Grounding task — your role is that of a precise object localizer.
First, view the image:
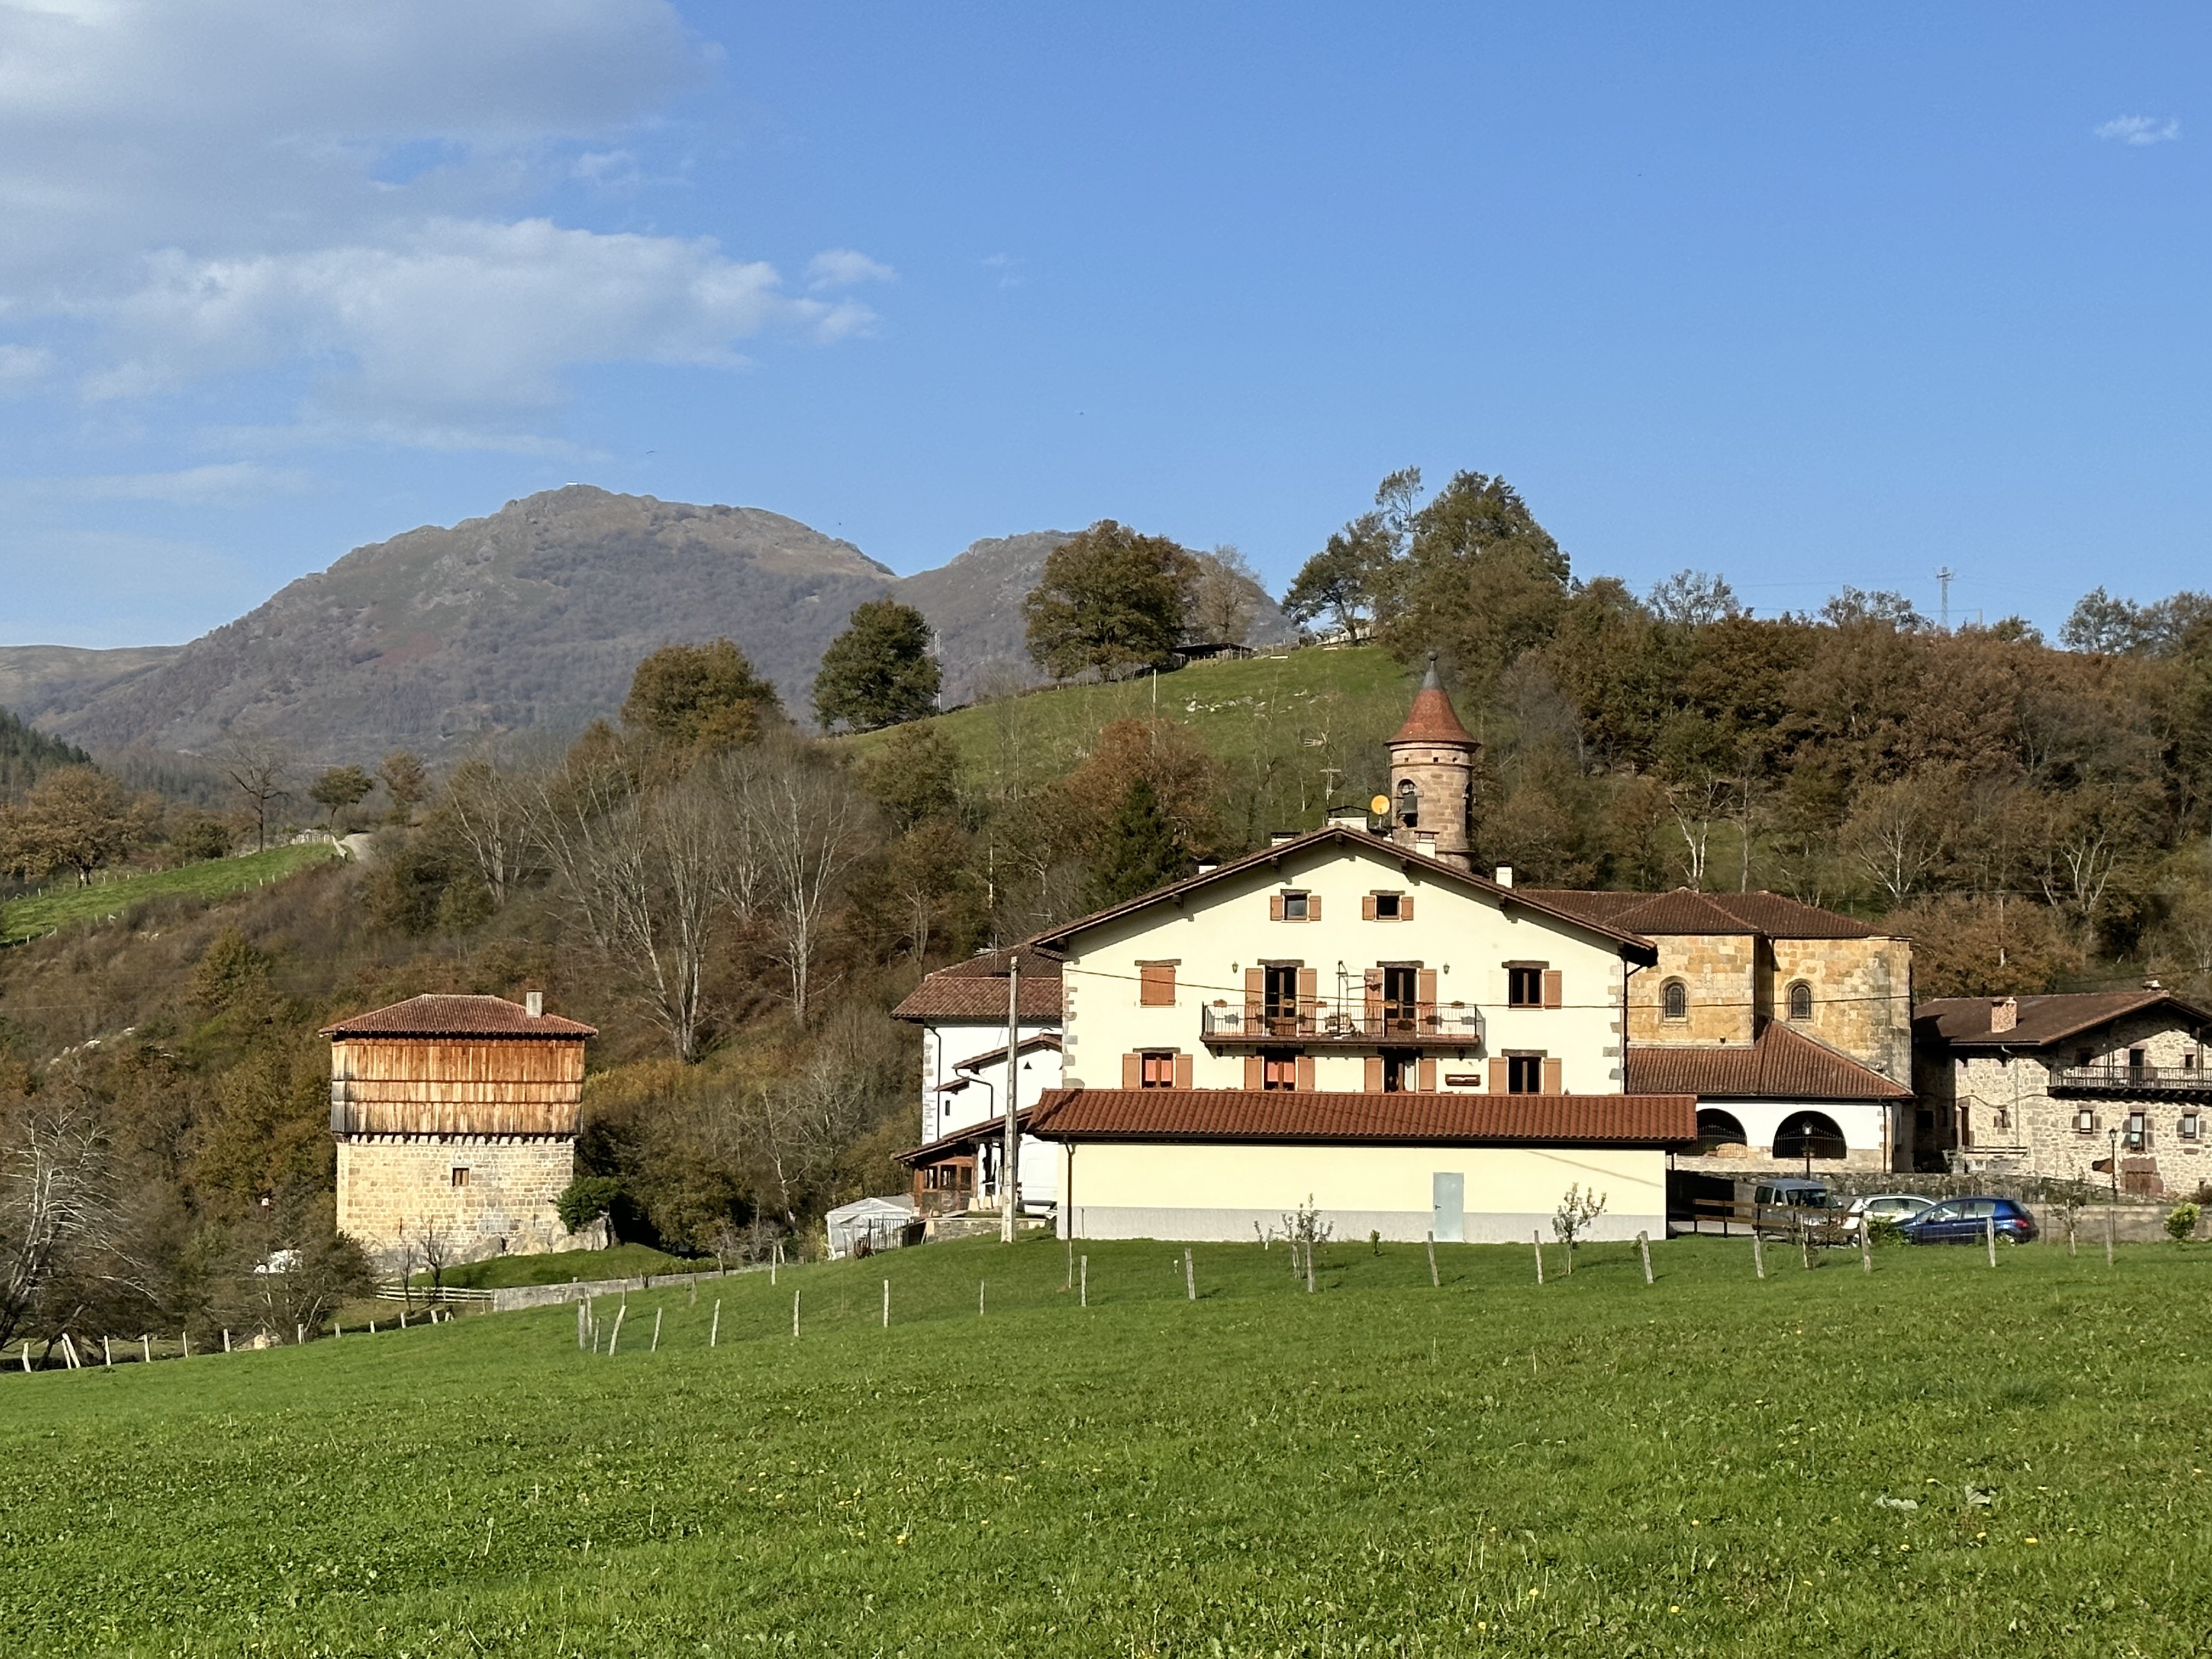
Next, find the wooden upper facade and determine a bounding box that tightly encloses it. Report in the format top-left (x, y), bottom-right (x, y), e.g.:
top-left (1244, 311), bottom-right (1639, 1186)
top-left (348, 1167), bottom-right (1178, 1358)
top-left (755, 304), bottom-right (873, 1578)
top-left (323, 994), bottom-right (593, 1138)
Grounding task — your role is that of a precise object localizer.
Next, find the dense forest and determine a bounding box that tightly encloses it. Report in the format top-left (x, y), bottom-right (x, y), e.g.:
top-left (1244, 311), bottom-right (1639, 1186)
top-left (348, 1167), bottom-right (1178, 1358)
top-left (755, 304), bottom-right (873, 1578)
top-left (4, 466), bottom-right (2211, 1353)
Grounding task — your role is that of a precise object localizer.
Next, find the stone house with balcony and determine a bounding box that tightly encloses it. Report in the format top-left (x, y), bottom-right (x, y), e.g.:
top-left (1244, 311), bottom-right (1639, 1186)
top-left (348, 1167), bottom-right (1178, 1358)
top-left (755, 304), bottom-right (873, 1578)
top-left (1914, 988), bottom-right (2212, 1194)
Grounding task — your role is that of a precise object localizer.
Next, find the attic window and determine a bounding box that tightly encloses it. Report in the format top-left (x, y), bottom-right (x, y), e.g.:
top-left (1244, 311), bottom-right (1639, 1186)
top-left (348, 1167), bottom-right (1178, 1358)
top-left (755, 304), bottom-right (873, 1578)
top-left (1374, 892), bottom-right (1402, 921)
top-left (450, 1166), bottom-right (471, 1189)
top-left (1272, 890), bottom-right (1318, 922)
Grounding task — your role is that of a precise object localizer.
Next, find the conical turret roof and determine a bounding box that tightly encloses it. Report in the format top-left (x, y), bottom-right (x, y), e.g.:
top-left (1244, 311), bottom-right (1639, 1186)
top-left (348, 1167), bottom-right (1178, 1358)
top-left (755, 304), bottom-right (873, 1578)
top-left (1390, 655), bottom-right (1475, 747)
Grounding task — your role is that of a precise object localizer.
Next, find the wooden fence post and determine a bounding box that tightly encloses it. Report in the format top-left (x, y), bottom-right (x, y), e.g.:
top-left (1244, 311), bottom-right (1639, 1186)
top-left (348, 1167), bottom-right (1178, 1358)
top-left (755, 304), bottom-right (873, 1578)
top-left (222, 1329), bottom-right (232, 1354)
top-left (1985, 1215), bottom-right (1997, 1267)
top-left (792, 1289), bottom-right (800, 1339)
top-left (1751, 1230), bottom-right (1765, 1280)
top-left (883, 1279), bottom-right (890, 1329)
top-left (20, 1340), bottom-right (28, 1373)
top-left (1859, 1222), bottom-right (1872, 1274)
top-left (1080, 1255), bottom-right (1088, 1308)
top-left (103, 1336), bottom-right (112, 1369)
top-left (577, 1301), bottom-right (587, 1351)
top-left (1638, 1231), bottom-right (1654, 1285)
top-left (1532, 1231), bottom-right (1544, 1286)
top-left (607, 1304), bottom-right (625, 1356)
top-left (2106, 1208), bottom-right (2116, 1267)
top-left (1306, 1243), bottom-right (1317, 1294)
top-left (141, 1335), bottom-right (151, 1363)
top-left (295, 1324), bottom-right (304, 1347)
top-left (710, 1300), bottom-right (721, 1347)
top-left (979, 1280), bottom-right (986, 1317)
top-left (1184, 1249), bottom-right (1196, 1301)
top-left (651, 1308), bottom-right (663, 1352)
top-left (1426, 1231), bottom-right (1439, 1288)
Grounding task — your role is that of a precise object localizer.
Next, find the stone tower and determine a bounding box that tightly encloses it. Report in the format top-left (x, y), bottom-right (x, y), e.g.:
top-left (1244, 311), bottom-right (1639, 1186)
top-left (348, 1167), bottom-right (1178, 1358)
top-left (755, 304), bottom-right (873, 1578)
top-left (1386, 655), bottom-right (1477, 870)
top-left (324, 994), bottom-right (596, 1266)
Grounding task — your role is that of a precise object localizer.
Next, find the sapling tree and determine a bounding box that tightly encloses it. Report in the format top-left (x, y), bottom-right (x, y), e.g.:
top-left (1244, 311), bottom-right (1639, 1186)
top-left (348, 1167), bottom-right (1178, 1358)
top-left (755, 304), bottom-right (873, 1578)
top-left (2166, 1201), bottom-right (2200, 1244)
top-left (1552, 1184), bottom-right (1609, 1273)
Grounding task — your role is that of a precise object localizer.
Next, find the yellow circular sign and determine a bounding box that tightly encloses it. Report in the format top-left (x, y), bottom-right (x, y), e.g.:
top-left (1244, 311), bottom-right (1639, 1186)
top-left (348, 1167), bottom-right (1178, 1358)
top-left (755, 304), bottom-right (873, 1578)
top-left (1369, 794), bottom-right (1391, 816)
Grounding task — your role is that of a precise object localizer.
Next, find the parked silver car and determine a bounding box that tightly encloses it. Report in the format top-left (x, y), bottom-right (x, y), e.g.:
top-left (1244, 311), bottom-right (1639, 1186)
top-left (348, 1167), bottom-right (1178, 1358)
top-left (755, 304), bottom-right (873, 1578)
top-left (1841, 1193), bottom-right (1935, 1234)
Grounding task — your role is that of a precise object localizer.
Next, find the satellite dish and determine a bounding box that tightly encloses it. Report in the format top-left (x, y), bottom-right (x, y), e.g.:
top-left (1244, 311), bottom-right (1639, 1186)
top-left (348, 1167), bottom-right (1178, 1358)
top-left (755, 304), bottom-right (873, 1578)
top-left (1369, 794), bottom-right (1390, 816)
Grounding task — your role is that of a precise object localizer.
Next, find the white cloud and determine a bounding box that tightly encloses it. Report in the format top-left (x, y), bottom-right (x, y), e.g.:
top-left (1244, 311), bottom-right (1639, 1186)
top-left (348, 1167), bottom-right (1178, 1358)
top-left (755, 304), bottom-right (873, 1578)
top-left (0, 2), bottom-right (886, 435)
top-left (80, 219), bottom-right (874, 412)
top-left (2096, 115), bottom-right (2181, 145)
top-left (806, 249), bottom-right (898, 290)
top-left (11, 462), bottom-right (313, 505)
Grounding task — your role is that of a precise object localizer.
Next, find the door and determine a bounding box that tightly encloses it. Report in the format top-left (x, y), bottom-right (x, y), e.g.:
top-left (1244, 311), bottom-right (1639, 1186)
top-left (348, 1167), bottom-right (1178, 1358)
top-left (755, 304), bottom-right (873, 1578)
top-left (1263, 965), bottom-right (1300, 1037)
top-left (1381, 966), bottom-right (1419, 1035)
top-left (1432, 1171), bottom-right (1465, 1243)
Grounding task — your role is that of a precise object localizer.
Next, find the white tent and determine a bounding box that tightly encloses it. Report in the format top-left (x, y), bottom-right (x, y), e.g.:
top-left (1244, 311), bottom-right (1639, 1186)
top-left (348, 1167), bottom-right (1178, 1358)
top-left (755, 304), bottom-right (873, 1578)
top-left (825, 1195), bottom-right (918, 1260)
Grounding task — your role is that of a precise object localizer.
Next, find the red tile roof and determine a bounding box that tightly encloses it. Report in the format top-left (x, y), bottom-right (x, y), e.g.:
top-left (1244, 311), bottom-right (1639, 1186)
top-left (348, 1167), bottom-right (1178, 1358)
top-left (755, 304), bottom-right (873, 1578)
top-left (1527, 888), bottom-right (1881, 940)
top-left (1026, 827), bottom-right (1658, 960)
top-left (1029, 1087), bottom-right (1696, 1147)
top-left (1390, 657), bottom-right (1476, 747)
top-left (320, 994), bottom-right (596, 1039)
top-left (1625, 1022), bottom-right (1909, 1100)
top-left (890, 944), bottom-right (1066, 1023)
top-left (1915, 991), bottom-right (2212, 1050)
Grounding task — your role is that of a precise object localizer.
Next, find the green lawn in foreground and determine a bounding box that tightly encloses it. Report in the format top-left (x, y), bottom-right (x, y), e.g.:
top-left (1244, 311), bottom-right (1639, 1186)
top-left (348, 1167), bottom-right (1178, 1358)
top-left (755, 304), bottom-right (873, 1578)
top-left (0, 843), bottom-right (340, 944)
top-left (5, 1233), bottom-right (2208, 1656)
top-left (845, 643), bottom-right (1414, 788)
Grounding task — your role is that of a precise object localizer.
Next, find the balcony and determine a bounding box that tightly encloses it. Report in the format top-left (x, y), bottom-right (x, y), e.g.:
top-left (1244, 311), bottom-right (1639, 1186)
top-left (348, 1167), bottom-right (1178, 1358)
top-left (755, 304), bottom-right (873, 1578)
top-left (1199, 1000), bottom-right (1485, 1049)
top-left (2051, 1062), bottom-right (2212, 1097)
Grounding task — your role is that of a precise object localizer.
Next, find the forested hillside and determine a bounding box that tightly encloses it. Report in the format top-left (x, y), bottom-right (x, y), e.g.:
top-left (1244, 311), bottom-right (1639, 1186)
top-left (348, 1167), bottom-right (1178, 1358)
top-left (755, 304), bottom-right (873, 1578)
top-left (0, 707), bottom-right (91, 802)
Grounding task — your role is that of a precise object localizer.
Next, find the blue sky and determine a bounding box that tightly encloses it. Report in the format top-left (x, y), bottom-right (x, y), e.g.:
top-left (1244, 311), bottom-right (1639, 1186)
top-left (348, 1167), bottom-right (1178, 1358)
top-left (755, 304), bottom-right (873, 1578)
top-left (1, 1), bottom-right (2206, 646)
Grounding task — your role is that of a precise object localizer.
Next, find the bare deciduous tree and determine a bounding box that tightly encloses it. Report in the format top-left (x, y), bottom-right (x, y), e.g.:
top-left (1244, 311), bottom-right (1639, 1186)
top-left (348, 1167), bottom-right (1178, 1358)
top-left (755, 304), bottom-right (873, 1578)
top-left (737, 749), bottom-right (874, 1024)
top-left (443, 755), bottom-right (538, 907)
top-left (212, 730), bottom-right (296, 853)
top-left (0, 1105), bottom-right (110, 1350)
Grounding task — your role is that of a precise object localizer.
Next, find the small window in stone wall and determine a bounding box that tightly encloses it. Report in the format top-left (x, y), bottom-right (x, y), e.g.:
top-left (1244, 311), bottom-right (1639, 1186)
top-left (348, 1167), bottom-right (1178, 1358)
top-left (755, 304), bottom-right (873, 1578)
top-left (1661, 979), bottom-right (1688, 1022)
top-left (451, 1166), bottom-right (471, 1188)
top-left (1787, 981), bottom-right (1813, 1022)
top-left (2074, 1108), bottom-right (2098, 1135)
top-left (2182, 1111), bottom-right (2202, 1141)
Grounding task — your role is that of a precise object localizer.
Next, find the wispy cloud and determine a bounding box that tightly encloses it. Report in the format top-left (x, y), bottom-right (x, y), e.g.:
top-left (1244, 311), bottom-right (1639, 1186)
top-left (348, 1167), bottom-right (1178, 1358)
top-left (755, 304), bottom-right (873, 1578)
top-left (5, 462), bottom-right (313, 506)
top-left (982, 252), bottom-right (1025, 290)
top-left (805, 249), bottom-right (896, 290)
top-left (2096, 115), bottom-right (2181, 146)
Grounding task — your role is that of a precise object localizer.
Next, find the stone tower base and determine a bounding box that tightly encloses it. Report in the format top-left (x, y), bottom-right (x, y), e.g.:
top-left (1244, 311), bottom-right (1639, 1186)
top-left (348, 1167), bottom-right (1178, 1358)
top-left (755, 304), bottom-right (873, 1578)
top-left (337, 1135), bottom-right (580, 1267)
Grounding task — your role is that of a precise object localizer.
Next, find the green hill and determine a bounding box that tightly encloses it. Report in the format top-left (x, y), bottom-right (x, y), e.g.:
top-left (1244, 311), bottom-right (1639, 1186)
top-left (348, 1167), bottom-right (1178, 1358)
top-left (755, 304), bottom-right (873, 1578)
top-left (5, 1232), bottom-right (2204, 1654)
top-left (851, 643), bottom-right (1417, 793)
top-left (0, 842), bottom-right (340, 945)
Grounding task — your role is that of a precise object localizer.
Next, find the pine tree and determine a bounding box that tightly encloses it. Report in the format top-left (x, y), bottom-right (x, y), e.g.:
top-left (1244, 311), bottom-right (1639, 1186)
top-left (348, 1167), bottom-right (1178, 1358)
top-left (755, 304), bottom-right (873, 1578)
top-left (1085, 777), bottom-right (1188, 908)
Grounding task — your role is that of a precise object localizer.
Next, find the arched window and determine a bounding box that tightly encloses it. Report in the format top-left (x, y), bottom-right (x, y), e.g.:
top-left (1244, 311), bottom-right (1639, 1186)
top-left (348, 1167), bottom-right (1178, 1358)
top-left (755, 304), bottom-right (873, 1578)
top-left (1661, 979), bottom-right (1688, 1022)
top-left (1695, 1108), bottom-right (1747, 1155)
top-left (1396, 778), bottom-right (1419, 828)
top-left (1787, 980), bottom-right (1813, 1022)
top-left (1773, 1111), bottom-right (1847, 1161)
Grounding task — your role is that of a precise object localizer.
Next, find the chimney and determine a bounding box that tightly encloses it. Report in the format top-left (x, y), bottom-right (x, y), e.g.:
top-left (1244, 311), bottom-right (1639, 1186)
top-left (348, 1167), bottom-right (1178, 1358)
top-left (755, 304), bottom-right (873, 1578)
top-left (1195, 861), bottom-right (1218, 875)
top-left (1494, 866), bottom-right (1514, 889)
top-left (1415, 833), bottom-right (1437, 860)
top-left (526, 991), bottom-right (544, 1019)
top-left (1989, 996), bottom-right (2016, 1034)
top-left (1269, 831), bottom-right (1297, 847)
top-left (2144, 978), bottom-right (2165, 991)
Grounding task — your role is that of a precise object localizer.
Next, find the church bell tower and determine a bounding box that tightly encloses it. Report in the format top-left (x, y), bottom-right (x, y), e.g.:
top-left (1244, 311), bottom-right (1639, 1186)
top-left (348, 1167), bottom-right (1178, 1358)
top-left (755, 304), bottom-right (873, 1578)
top-left (1386, 654), bottom-right (1477, 870)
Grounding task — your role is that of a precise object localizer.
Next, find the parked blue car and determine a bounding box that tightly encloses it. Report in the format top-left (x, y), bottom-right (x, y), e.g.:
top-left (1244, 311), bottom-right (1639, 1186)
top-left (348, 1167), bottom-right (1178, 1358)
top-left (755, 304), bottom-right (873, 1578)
top-left (1898, 1196), bottom-right (2038, 1245)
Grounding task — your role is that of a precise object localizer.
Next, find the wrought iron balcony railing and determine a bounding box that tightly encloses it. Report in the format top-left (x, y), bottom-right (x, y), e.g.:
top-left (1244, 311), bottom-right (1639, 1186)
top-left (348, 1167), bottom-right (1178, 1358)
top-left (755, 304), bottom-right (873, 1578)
top-left (2051, 1063), bottom-right (2212, 1096)
top-left (1199, 1000), bottom-right (1485, 1048)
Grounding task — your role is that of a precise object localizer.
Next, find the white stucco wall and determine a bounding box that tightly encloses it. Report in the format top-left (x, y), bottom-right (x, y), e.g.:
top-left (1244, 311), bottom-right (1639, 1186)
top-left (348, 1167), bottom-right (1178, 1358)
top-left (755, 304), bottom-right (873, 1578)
top-left (1057, 842), bottom-right (1634, 1094)
top-left (1672, 1097), bottom-right (1899, 1175)
top-left (1055, 1140), bottom-right (1666, 1243)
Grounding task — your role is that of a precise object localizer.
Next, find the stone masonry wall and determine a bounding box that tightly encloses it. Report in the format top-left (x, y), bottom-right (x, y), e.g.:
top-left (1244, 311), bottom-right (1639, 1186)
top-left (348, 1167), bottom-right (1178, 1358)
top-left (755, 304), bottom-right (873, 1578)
top-left (337, 1136), bottom-right (578, 1268)
top-left (1631, 935), bottom-right (1758, 1046)
top-left (1770, 936), bottom-right (1913, 1082)
top-left (1950, 1014), bottom-right (2212, 1192)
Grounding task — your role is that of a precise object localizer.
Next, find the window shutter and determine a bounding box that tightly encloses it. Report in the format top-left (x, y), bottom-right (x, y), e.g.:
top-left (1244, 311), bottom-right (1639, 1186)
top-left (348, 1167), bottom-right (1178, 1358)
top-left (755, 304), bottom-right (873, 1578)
top-left (1365, 1055), bottom-right (1385, 1092)
top-left (1295, 1054), bottom-right (1316, 1091)
top-left (1139, 963), bottom-right (1175, 1006)
top-left (1121, 1053), bottom-right (1141, 1090)
top-left (1418, 1057), bottom-right (1437, 1093)
top-left (1417, 968), bottom-right (1438, 1030)
top-left (1542, 969), bottom-right (1563, 1009)
top-left (1488, 1057), bottom-right (1508, 1093)
top-left (1244, 1055), bottom-right (1263, 1089)
top-left (1244, 968), bottom-right (1263, 1028)
top-left (1542, 1057), bottom-right (1563, 1093)
top-left (1401, 895), bottom-right (1414, 921)
top-left (1362, 894), bottom-right (1377, 921)
top-left (1363, 968), bottom-right (1383, 1028)
top-left (1297, 968), bottom-right (1318, 1025)
top-left (1270, 894), bottom-right (1285, 922)
top-left (1174, 1053), bottom-right (1194, 1089)
top-left (1308, 894), bottom-right (1322, 921)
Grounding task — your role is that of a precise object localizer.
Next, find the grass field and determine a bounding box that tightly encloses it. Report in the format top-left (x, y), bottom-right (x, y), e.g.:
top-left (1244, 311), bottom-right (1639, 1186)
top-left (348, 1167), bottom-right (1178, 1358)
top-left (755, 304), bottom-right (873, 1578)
top-left (0, 843), bottom-right (340, 945)
top-left (847, 644), bottom-right (1415, 789)
top-left (429, 1244), bottom-right (724, 1290)
top-left (7, 1232), bottom-right (2209, 1656)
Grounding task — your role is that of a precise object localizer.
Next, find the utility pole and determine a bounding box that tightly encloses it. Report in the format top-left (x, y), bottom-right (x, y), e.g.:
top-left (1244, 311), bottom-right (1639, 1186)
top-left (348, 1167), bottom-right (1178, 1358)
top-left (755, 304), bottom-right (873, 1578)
top-left (1936, 567), bottom-right (1954, 631)
top-left (1002, 956), bottom-right (1021, 1244)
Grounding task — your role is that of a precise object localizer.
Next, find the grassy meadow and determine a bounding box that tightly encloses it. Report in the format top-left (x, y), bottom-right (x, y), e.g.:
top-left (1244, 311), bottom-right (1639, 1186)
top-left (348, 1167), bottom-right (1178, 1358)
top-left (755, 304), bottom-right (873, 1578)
top-left (0, 843), bottom-right (340, 945)
top-left (847, 644), bottom-right (1417, 791)
top-left (5, 1231), bottom-right (2209, 1656)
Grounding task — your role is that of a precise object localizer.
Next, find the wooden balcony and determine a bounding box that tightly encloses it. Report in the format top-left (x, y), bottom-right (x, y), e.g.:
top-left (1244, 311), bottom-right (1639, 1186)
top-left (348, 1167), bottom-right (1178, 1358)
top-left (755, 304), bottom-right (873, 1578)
top-left (2051, 1063), bottom-right (2212, 1098)
top-left (1199, 1000), bottom-right (1485, 1049)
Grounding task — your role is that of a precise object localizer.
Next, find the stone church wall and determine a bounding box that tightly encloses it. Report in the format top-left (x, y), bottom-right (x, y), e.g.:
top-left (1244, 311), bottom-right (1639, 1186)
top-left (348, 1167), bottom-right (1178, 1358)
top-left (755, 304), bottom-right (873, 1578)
top-left (337, 1135), bottom-right (578, 1267)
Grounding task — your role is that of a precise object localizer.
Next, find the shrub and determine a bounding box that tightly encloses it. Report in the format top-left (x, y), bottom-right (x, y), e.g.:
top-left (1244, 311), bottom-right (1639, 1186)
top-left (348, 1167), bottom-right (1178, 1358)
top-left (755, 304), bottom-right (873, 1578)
top-left (556, 1176), bottom-right (624, 1236)
top-left (2166, 1203), bottom-right (2200, 1244)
